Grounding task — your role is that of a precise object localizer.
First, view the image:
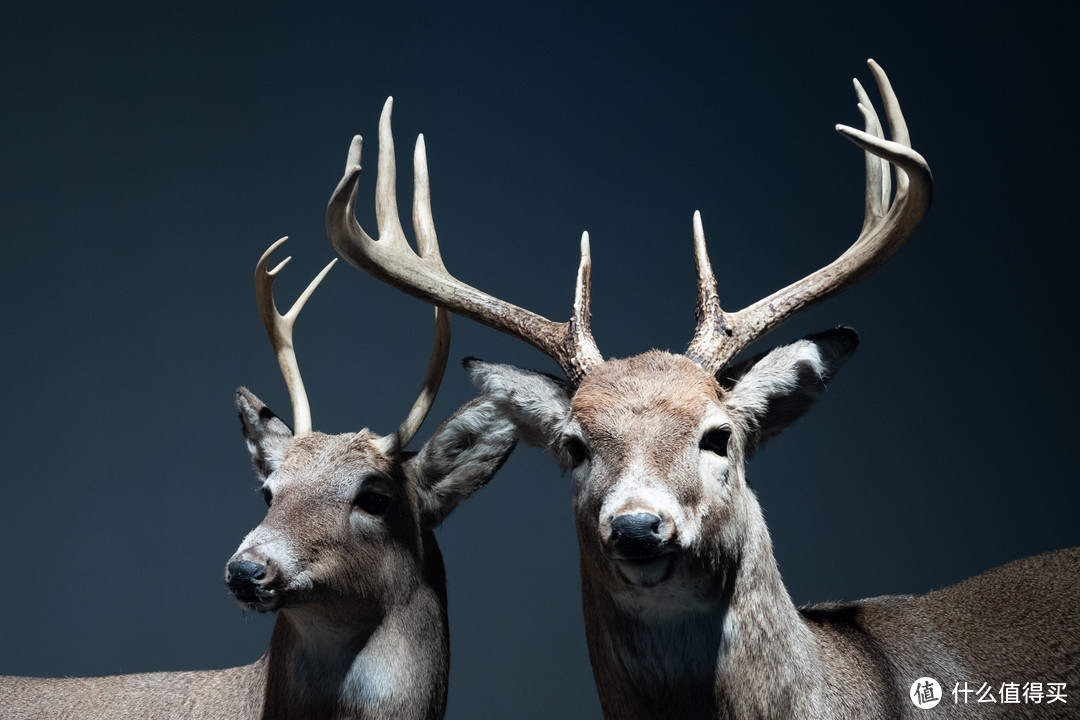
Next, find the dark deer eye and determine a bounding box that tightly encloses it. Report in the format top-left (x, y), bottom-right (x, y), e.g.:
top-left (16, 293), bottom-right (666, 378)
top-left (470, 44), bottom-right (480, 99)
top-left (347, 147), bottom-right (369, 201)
top-left (564, 437), bottom-right (590, 468)
top-left (700, 428), bottom-right (730, 456)
top-left (261, 487), bottom-right (273, 507)
top-left (355, 491), bottom-right (391, 516)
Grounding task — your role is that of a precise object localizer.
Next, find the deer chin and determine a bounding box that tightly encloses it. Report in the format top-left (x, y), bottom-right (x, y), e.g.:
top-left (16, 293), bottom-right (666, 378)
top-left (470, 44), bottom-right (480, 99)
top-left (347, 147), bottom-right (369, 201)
top-left (613, 552), bottom-right (676, 587)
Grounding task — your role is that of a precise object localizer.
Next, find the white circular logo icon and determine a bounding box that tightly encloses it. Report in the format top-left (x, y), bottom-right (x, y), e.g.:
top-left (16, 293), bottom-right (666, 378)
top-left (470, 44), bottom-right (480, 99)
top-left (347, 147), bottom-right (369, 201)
top-left (910, 677), bottom-right (942, 709)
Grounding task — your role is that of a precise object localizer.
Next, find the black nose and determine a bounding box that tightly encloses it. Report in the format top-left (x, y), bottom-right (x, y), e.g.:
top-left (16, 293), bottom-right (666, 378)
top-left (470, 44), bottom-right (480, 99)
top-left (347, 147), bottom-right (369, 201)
top-left (226, 560), bottom-right (267, 593)
top-left (609, 512), bottom-right (665, 559)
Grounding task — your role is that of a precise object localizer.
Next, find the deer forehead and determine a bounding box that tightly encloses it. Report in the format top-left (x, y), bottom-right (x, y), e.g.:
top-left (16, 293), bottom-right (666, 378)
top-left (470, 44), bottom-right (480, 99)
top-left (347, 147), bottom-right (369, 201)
top-left (269, 429), bottom-right (398, 497)
top-left (572, 351), bottom-right (725, 444)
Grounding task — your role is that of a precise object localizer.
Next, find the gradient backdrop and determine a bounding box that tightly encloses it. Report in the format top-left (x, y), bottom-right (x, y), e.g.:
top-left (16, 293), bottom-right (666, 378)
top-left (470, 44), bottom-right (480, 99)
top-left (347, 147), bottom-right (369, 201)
top-left (2, 2), bottom-right (1078, 717)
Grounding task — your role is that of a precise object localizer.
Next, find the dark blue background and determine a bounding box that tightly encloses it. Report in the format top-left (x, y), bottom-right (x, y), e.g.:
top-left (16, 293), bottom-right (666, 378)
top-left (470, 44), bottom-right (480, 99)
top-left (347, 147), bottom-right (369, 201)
top-left (2, 3), bottom-right (1078, 717)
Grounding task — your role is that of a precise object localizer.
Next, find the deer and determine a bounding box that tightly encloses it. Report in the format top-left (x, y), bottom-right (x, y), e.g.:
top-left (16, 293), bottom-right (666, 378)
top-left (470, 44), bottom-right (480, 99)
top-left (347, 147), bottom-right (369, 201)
top-left (324, 60), bottom-right (1080, 719)
top-left (0, 237), bottom-right (516, 720)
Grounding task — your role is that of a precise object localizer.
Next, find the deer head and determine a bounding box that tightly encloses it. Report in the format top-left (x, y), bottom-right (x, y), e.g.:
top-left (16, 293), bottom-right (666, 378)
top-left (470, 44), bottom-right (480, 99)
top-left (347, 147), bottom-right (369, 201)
top-left (226, 238), bottom-right (515, 648)
top-left (464, 329), bottom-right (857, 606)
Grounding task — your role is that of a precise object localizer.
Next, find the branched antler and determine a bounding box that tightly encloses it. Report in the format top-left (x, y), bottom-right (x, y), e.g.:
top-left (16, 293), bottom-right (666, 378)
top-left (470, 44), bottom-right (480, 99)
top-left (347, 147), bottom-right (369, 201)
top-left (326, 98), bottom-right (602, 385)
top-left (685, 59), bottom-right (933, 372)
top-left (255, 237), bottom-right (336, 436)
top-left (328, 61), bottom-right (932, 386)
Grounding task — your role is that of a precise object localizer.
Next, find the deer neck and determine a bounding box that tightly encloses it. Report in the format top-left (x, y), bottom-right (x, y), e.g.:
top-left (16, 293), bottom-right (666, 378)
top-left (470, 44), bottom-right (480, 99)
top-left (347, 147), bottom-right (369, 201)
top-left (584, 502), bottom-right (822, 720)
top-left (260, 556), bottom-right (449, 720)
top-left (713, 510), bottom-right (824, 719)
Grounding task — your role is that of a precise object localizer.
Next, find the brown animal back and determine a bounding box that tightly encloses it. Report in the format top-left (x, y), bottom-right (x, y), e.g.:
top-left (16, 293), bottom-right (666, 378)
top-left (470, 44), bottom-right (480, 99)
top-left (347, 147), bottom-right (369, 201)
top-left (797, 548), bottom-right (1079, 718)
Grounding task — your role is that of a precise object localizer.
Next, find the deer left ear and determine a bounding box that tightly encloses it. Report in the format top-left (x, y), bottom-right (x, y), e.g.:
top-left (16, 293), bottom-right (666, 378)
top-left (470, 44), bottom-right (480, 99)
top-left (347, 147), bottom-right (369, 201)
top-left (405, 397), bottom-right (517, 529)
top-left (721, 328), bottom-right (858, 454)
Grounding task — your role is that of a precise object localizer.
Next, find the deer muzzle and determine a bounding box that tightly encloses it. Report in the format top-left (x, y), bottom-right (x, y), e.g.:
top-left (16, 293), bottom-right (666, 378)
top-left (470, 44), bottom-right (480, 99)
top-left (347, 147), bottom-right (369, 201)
top-left (225, 557), bottom-right (282, 612)
top-left (601, 509), bottom-right (677, 587)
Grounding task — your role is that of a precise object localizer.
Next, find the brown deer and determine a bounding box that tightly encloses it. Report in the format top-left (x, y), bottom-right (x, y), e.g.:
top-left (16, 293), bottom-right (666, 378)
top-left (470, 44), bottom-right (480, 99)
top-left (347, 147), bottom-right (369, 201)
top-left (325, 60), bottom-right (1080, 719)
top-left (0, 237), bottom-right (516, 720)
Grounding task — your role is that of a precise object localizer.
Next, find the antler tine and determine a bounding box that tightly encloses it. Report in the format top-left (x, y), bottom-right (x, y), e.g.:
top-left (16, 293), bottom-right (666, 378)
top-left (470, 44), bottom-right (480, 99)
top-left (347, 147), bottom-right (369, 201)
top-left (375, 97), bottom-right (410, 250)
top-left (569, 232), bottom-right (604, 380)
top-left (255, 237), bottom-right (337, 436)
top-left (327, 98), bottom-right (603, 386)
top-left (686, 60), bottom-right (933, 374)
top-left (413, 134), bottom-right (446, 269)
top-left (376, 306), bottom-right (452, 455)
top-left (684, 212), bottom-right (728, 367)
top-left (852, 77), bottom-right (890, 230)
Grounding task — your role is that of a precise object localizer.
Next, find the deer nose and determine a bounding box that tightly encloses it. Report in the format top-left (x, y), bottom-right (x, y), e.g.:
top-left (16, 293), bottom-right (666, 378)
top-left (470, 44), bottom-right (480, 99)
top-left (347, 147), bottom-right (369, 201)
top-left (226, 559), bottom-right (267, 592)
top-left (608, 512), bottom-right (669, 559)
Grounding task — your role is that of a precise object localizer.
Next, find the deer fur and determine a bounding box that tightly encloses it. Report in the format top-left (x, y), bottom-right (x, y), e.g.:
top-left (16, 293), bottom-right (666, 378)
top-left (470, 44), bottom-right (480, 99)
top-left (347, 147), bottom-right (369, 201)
top-left (468, 328), bottom-right (1080, 720)
top-left (0, 387), bottom-right (516, 720)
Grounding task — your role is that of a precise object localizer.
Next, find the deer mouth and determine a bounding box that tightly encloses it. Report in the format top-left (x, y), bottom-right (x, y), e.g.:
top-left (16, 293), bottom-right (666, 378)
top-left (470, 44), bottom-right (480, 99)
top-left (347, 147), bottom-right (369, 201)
top-left (612, 552), bottom-right (676, 587)
top-left (230, 586), bottom-right (283, 613)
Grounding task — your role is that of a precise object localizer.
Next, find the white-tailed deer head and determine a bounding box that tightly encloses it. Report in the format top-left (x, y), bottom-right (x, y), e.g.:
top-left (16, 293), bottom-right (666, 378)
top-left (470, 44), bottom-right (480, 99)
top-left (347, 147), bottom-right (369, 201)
top-left (315, 60), bottom-right (1069, 718)
top-left (465, 328), bottom-right (857, 600)
top-left (222, 237), bottom-right (516, 718)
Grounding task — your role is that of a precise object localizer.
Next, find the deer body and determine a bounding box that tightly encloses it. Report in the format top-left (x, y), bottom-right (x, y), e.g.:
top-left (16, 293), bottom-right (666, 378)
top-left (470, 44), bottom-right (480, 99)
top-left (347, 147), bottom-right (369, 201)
top-left (1, 664), bottom-right (266, 719)
top-left (0, 240), bottom-right (517, 719)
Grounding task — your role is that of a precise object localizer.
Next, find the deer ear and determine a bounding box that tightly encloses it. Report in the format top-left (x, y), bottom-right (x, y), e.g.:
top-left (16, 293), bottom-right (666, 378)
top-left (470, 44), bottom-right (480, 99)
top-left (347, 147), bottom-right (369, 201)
top-left (235, 387), bottom-right (294, 481)
top-left (465, 358), bottom-right (573, 453)
top-left (721, 328), bottom-right (858, 454)
top-left (406, 396), bottom-right (517, 529)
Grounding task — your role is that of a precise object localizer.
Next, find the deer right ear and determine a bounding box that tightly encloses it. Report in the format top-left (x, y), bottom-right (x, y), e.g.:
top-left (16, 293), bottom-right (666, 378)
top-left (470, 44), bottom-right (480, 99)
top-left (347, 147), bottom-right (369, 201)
top-left (465, 358), bottom-right (574, 453)
top-left (720, 328), bottom-right (858, 454)
top-left (235, 387), bottom-right (294, 481)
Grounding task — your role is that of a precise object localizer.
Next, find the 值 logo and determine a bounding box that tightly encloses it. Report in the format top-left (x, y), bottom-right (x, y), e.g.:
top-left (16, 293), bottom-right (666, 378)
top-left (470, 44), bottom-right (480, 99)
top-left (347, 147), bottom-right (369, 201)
top-left (910, 677), bottom-right (942, 709)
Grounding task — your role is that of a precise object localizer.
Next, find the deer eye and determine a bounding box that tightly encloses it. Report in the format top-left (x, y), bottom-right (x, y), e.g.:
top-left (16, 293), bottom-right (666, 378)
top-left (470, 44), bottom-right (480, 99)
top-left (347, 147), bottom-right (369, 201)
top-left (261, 487), bottom-right (273, 507)
top-left (700, 428), bottom-right (730, 456)
top-left (355, 491), bottom-right (391, 516)
top-left (563, 437), bottom-right (591, 468)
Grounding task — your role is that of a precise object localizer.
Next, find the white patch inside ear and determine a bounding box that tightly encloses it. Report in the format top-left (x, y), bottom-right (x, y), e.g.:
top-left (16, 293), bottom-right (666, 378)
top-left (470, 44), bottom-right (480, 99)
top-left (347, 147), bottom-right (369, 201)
top-left (730, 341), bottom-right (825, 416)
top-left (245, 438), bottom-right (286, 481)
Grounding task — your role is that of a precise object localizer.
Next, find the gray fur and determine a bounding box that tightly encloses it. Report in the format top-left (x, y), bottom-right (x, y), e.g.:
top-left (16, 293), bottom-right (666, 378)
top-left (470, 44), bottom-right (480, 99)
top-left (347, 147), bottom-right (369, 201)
top-left (406, 396), bottom-right (518, 527)
top-left (464, 358), bottom-right (574, 456)
top-left (236, 386), bottom-right (293, 480)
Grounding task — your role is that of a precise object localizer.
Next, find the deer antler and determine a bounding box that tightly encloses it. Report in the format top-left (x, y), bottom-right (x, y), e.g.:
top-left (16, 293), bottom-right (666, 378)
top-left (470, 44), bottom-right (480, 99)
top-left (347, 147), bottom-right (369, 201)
top-left (684, 59), bottom-right (933, 372)
top-left (326, 97), bottom-right (603, 386)
top-left (328, 62), bottom-right (931, 387)
top-left (255, 237), bottom-right (337, 436)
top-left (376, 305), bottom-right (452, 455)
top-left (256, 236), bottom-right (451, 450)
